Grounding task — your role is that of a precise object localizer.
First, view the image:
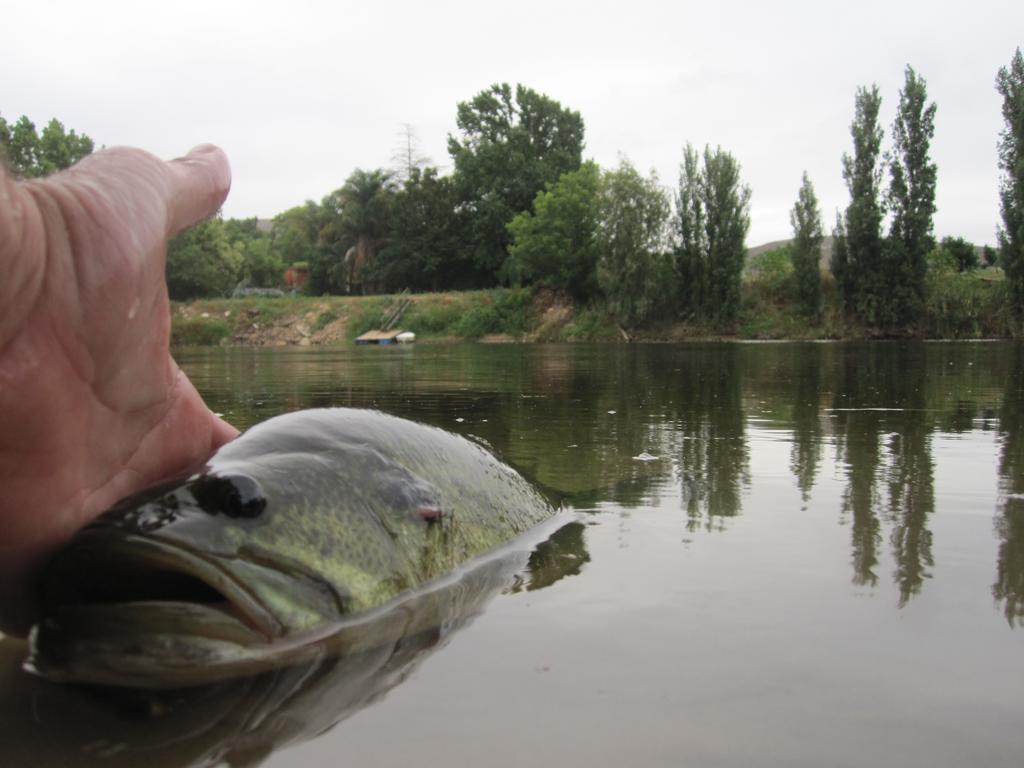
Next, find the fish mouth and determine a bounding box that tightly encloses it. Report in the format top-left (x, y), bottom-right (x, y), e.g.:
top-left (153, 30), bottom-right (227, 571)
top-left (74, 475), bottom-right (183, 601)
top-left (26, 532), bottom-right (283, 688)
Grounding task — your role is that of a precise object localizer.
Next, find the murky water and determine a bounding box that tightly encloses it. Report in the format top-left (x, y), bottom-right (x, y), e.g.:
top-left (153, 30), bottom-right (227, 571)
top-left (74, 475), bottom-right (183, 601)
top-left (3, 341), bottom-right (1023, 766)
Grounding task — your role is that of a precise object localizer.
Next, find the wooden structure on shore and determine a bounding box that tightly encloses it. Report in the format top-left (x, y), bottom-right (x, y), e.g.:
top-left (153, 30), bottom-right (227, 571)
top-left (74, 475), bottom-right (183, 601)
top-left (355, 329), bottom-right (403, 345)
top-left (354, 289), bottom-right (414, 345)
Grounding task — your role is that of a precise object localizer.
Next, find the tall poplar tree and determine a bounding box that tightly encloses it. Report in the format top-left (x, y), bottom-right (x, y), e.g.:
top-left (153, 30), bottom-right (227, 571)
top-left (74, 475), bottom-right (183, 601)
top-left (838, 85), bottom-right (885, 325)
top-left (997, 48), bottom-right (1024, 311)
top-left (675, 144), bottom-right (752, 323)
top-left (887, 66), bottom-right (937, 325)
top-left (790, 172), bottom-right (824, 319)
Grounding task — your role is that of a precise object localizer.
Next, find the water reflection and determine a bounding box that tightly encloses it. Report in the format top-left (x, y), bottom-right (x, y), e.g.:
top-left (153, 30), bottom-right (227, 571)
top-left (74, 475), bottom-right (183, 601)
top-left (996, 345), bottom-right (1024, 626)
top-left (178, 341), bottom-right (1021, 620)
top-left (789, 344), bottom-right (825, 505)
top-left (0, 520), bottom-right (589, 767)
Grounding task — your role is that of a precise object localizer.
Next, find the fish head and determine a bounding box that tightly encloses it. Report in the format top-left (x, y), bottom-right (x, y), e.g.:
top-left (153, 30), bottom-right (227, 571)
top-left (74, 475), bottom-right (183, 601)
top-left (26, 470), bottom-right (349, 688)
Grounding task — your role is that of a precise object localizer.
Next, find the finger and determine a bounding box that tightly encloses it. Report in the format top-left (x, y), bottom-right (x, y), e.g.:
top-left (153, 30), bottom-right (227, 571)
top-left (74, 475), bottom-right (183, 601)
top-left (164, 144), bottom-right (231, 238)
top-left (209, 411), bottom-right (241, 449)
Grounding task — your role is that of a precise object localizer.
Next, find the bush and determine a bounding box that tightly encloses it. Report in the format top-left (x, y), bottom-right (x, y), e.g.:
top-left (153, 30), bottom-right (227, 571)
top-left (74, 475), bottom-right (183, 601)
top-left (312, 309), bottom-right (339, 332)
top-left (746, 246), bottom-right (794, 305)
top-left (452, 289), bottom-right (533, 338)
top-left (923, 271), bottom-right (1012, 337)
top-left (170, 317), bottom-right (230, 347)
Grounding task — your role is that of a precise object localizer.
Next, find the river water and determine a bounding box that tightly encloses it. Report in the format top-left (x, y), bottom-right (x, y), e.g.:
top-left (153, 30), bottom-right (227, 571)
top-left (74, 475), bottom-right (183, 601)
top-left (2, 341), bottom-right (1023, 767)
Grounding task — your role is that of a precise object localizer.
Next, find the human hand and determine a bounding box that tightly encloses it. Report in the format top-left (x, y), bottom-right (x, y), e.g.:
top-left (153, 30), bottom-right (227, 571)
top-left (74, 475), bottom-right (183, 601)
top-left (0, 145), bottom-right (239, 635)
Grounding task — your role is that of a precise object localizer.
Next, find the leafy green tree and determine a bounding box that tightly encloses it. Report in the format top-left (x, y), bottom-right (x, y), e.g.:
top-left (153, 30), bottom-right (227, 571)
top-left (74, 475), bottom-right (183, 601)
top-left (838, 85), bottom-right (886, 324)
top-left (0, 114), bottom-right (93, 177)
top-left (887, 66), bottom-right (937, 324)
top-left (596, 159), bottom-right (672, 326)
top-left (675, 144), bottom-right (752, 323)
top-left (336, 168), bottom-right (396, 294)
top-left (790, 172), bottom-right (824, 318)
top-left (37, 119), bottom-right (94, 176)
top-left (936, 236), bottom-right (979, 272)
top-left (507, 161), bottom-right (601, 301)
top-left (309, 187), bottom-right (349, 294)
top-left (996, 48), bottom-right (1024, 311)
top-left (272, 201), bottom-right (321, 267)
top-left (375, 167), bottom-right (465, 292)
top-left (214, 217), bottom-right (283, 289)
top-left (166, 218), bottom-right (241, 300)
top-left (448, 83), bottom-right (584, 284)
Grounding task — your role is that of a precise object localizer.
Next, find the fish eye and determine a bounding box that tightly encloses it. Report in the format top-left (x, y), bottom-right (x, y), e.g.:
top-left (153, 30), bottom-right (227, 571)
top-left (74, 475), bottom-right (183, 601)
top-left (190, 473), bottom-right (267, 519)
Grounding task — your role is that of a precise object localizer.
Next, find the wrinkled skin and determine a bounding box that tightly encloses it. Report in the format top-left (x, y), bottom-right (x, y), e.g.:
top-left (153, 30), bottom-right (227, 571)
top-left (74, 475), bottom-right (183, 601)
top-left (0, 146), bottom-right (237, 636)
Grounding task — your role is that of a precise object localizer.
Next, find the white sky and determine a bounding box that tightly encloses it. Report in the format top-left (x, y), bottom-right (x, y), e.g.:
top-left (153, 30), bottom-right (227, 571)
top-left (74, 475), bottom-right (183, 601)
top-left (3, 0), bottom-right (1020, 247)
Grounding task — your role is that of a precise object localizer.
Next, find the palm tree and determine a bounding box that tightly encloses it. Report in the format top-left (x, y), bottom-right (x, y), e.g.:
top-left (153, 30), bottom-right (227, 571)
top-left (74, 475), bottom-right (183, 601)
top-left (338, 169), bottom-right (395, 293)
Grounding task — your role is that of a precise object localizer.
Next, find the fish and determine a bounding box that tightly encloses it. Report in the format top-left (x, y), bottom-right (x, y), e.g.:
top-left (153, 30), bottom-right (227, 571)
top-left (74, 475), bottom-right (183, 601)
top-left (2, 518), bottom-right (587, 766)
top-left (25, 408), bottom-right (556, 688)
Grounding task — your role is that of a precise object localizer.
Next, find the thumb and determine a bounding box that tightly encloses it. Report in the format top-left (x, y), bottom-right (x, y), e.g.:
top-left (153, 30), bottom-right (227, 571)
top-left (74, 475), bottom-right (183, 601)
top-left (165, 144), bottom-right (232, 237)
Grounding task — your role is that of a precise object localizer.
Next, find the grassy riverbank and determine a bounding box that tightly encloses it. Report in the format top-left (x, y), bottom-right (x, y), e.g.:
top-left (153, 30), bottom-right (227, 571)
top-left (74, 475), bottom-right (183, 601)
top-left (170, 270), bottom-right (1019, 347)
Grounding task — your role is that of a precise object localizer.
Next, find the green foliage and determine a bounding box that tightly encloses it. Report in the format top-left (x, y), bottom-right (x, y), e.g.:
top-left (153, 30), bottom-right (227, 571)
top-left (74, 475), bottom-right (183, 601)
top-left (312, 309), bottom-right (339, 332)
top-left (926, 245), bottom-right (958, 275)
top-left (217, 217), bottom-right (283, 288)
top-left (453, 289), bottom-right (533, 337)
top-left (374, 167), bottom-right (465, 293)
top-left (595, 159), bottom-right (673, 327)
top-left (402, 297), bottom-right (469, 334)
top-left (336, 168), bottom-right (397, 294)
top-left (936, 236), bottom-right (980, 272)
top-left (838, 85), bottom-right (887, 325)
top-left (507, 161), bottom-right (601, 300)
top-left (559, 306), bottom-right (620, 340)
top-left (790, 172), bottom-right (824, 318)
top-left (345, 297), bottom-right (390, 340)
top-left (748, 246), bottom-right (794, 304)
top-left (997, 48), bottom-right (1024, 312)
top-left (448, 83), bottom-right (585, 283)
top-left (166, 218), bottom-right (241, 300)
top-left (170, 317), bottom-right (230, 346)
top-left (923, 270), bottom-right (1013, 338)
top-left (675, 144), bottom-right (752, 323)
top-left (272, 202), bottom-right (321, 267)
top-left (887, 66), bottom-right (937, 325)
top-left (0, 114), bottom-right (93, 177)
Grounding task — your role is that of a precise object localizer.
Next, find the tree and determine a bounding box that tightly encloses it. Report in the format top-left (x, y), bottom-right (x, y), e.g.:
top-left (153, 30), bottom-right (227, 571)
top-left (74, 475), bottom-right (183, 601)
top-left (337, 168), bottom-right (397, 294)
top-left (997, 48), bottom-right (1024, 311)
top-left (272, 201), bottom-right (321, 267)
top-left (790, 172), bottom-right (824, 319)
top-left (448, 83), bottom-right (584, 284)
top-left (507, 161), bottom-right (601, 301)
top-left (374, 166), bottom-right (464, 292)
top-left (675, 144), bottom-right (752, 323)
top-left (213, 217), bottom-right (284, 289)
top-left (0, 114), bottom-right (93, 177)
top-left (937, 236), bottom-right (979, 272)
top-left (166, 218), bottom-right (241, 300)
top-left (887, 66), bottom-right (937, 324)
top-left (596, 159), bottom-right (672, 326)
top-left (838, 85), bottom-right (886, 324)
top-left (390, 123), bottom-right (431, 183)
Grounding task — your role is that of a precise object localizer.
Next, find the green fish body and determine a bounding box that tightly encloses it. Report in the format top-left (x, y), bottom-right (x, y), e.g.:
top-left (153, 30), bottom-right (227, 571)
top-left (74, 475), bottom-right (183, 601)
top-left (27, 408), bottom-right (555, 688)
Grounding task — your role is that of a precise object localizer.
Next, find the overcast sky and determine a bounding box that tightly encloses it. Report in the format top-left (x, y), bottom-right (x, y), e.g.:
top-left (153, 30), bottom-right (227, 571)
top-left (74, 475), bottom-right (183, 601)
top-left (3, 1), bottom-right (1020, 246)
